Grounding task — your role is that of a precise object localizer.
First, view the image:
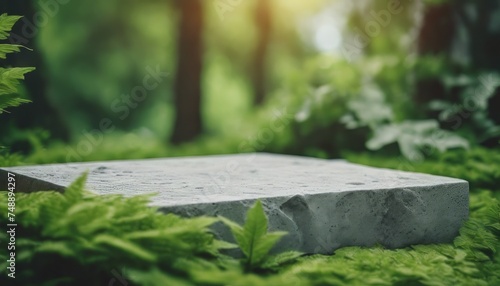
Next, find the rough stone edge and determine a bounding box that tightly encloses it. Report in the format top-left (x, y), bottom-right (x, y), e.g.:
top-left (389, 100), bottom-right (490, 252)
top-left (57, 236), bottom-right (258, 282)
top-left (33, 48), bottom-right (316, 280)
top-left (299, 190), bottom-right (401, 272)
top-left (0, 169), bottom-right (64, 193)
top-left (159, 181), bottom-right (469, 254)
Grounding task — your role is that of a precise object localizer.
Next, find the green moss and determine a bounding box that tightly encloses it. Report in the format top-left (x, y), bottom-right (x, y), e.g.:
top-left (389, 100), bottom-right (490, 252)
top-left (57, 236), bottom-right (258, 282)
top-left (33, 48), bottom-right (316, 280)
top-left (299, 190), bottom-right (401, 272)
top-left (345, 148), bottom-right (500, 191)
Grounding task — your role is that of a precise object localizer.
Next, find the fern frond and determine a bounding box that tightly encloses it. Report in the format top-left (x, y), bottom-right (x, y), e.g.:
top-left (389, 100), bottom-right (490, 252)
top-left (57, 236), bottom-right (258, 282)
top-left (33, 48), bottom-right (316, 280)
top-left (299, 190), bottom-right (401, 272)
top-left (0, 13), bottom-right (34, 114)
top-left (0, 93), bottom-right (31, 113)
top-left (0, 44), bottom-right (23, 59)
top-left (0, 67), bottom-right (36, 94)
top-left (0, 14), bottom-right (21, 40)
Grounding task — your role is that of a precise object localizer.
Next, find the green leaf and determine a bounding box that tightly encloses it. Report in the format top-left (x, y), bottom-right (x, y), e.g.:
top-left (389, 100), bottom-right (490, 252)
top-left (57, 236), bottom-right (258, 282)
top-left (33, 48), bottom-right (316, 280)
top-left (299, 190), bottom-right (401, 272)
top-left (128, 268), bottom-right (193, 286)
top-left (0, 19), bottom-right (35, 114)
top-left (36, 242), bottom-right (76, 257)
top-left (0, 67), bottom-right (36, 96)
top-left (250, 231), bottom-right (287, 266)
top-left (0, 94), bottom-right (31, 114)
top-left (219, 216), bottom-right (246, 250)
top-left (220, 200), bottom-right (288, 270)
top-left (93, 234), bottom-right (156, 262)
top-left (212, 240), bottom-right (238, 250)
top-left (243, 200), bottom-right (269, 260)
top-left (0, 44), bottom-right (23, 59)
top-left (64, 172), bottom-right (88, 205)
top-left (0, 14), bottom-right (21, 40)
top-left (365, 120), bottom-right (470, 161)
top-left (262, 251), bottom-right (303, 270)
top-left (342, 84), bottom-right (394, 129)
top-left (366, 124), bottom-right (400, 150)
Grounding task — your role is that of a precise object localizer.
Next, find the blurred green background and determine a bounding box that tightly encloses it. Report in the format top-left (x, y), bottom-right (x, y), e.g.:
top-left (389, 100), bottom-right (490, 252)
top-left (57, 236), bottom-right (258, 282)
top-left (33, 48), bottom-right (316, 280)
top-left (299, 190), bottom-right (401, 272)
top-left (1, 2), bottom-right (500, 285)
top-left (1, 0), bottom-right (499, 164)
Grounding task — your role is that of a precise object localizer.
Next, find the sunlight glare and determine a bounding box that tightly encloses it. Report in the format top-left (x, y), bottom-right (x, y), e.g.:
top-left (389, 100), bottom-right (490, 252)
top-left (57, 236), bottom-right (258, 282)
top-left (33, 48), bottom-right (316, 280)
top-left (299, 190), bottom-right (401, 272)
top-left (314, 23), bottom-right (341, 52)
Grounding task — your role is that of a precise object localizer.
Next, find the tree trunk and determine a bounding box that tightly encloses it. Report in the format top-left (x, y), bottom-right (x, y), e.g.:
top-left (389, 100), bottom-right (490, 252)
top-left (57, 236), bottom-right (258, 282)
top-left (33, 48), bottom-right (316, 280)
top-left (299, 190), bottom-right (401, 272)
top-left (457, 0), bottom-right (500, 70)
top-left (251, 0), bottom-right (272, 106)
top-left (170, 0), bottom-right (204, 144)
top-left (414, 2), bottom-right (456, 106)
top-left (2, 0), bottom-right (70, 148)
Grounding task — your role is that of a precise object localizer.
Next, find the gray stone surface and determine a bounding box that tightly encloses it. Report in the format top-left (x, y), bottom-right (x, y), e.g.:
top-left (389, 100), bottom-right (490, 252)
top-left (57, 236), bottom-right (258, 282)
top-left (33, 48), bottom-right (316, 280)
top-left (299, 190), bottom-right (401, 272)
top-left (0, 153), bottom-right (469, 254)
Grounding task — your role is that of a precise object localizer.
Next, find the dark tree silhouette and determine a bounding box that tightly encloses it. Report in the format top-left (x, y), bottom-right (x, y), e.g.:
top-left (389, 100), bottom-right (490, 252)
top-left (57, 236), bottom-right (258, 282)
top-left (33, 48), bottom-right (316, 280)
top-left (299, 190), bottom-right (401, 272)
top-left (170, 0), bottom-right (204, 144)
top-left (251, 0), bottom-right (272, 106)
top-left (456, 0), bottom-right (500, 70)
top-left (415, 1), bottom-right (500, 123)
top-left (455, 0), bottom-right (500, 126)
top-left (2, 0), bottom-right (69, 149)
top-left (414, 2), bottom-right (456, 106)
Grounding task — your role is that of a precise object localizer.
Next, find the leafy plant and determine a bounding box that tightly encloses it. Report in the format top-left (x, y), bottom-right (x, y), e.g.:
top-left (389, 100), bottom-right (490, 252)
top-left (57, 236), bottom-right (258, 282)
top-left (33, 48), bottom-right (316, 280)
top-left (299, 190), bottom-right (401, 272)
top-left (220, 200), bottom-right (302, 271)
top-left (0, 173), bottom-right (304, 285)
top-left (0, 13), bottom-right (34, 114)
top-left (340, 84), bottom-right (393, 130)
top-left (366, 120), bottom-right (469, 161)
top-left (0, 173), bottom-right (225, 285)
top-left (342, 83), bottom-right (469, 161)
top-left (429, 73), bottom-right (500, 143)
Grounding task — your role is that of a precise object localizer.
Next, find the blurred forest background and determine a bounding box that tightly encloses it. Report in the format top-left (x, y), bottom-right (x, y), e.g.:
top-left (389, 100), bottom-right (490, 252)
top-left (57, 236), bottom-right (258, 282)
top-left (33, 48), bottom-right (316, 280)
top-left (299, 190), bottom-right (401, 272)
top-left (1, 0), bottom-right (500, 164)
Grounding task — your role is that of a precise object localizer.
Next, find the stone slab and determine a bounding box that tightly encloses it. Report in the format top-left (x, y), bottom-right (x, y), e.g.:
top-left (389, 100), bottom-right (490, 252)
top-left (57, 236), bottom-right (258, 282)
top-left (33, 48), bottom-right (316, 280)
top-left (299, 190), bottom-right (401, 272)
top-left (0, 153), bottom-right (469, 254)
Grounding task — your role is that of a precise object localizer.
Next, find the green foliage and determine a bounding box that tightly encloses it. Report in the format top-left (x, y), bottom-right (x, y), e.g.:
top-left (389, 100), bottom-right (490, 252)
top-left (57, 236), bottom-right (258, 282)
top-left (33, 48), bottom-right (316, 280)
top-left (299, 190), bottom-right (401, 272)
top-left (0, 173), bottom-right (224, 285)
top-left (0, 14), bottom-right (34, 114)
top-left (346, 147), bottom-right (500, 190)
top-left (367, 120), bottom-right (469, 161)
top-left (455, 191), bottom-right (500, 262)
top-left (342, 84), bottom-right (469, 161)
top-left (251, 55), bottom-right (368, 158)
top-left (0, 152), bottom-right (24, 167)
top-left (283, 244), bottom-right (486, 285)
top-left (0, 174), bottom-right (302, 285)
top-left (220, 200), bottom-right (300, 271)
top-left (429, 73), bottom-right (500, 143)
top-left (341, 84), bottom-right (393, 129)
top-left (18, 132), bottom-right (244, 166)
top-left (0, 14), bottom-right (21, 40)
top-left (0, 44), bottom-right (22, 59)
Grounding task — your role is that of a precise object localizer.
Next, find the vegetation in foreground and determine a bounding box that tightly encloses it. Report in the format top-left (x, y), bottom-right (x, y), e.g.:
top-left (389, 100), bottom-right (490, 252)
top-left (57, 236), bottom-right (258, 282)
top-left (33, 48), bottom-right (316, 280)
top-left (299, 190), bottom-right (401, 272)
top-left (1, 148), bottom-right (499, 286)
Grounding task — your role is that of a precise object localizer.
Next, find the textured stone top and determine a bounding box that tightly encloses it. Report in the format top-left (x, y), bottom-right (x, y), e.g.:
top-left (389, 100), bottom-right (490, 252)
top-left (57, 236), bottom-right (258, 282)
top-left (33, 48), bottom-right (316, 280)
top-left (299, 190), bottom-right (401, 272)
top-left (1, 153), bottom-right (464, 206)
top-left (0, 153), bottom-right (469, 253)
